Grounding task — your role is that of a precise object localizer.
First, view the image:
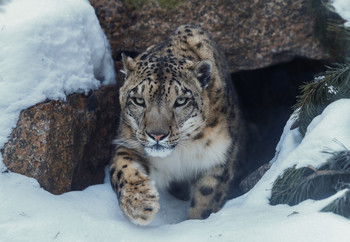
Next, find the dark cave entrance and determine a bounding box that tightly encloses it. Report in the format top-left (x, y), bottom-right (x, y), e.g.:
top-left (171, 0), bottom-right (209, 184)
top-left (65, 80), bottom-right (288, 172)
top-left (232, 57), bottom-right (328, 178)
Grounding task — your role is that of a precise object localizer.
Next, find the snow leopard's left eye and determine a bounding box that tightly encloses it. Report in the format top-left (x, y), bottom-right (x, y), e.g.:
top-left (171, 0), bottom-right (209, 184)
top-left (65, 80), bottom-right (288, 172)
top-left (174, 97), bottom-right (188, 107)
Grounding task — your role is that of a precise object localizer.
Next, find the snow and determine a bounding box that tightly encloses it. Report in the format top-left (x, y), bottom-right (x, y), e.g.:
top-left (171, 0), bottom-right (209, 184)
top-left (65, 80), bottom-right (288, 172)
top-left (0, 0), bottom-right (115, 147)
top-left (333, 0), bottom-right (350, 26)
top-left (1, 0), bottom-right (350, 241)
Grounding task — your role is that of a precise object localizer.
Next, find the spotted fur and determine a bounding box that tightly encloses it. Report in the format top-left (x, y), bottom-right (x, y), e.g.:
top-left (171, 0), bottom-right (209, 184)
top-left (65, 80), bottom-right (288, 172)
top-left (110, 25), bottom-right (246, 225)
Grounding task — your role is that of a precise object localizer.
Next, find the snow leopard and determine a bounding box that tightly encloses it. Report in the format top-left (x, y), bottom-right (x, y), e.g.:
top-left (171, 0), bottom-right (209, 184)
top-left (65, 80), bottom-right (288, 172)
top-left (110, 24), bottom-right (246, 225)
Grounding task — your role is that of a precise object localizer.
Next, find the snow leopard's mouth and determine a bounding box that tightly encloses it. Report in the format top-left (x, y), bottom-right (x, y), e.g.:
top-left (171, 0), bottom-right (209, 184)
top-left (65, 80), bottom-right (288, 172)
top-left (144, 144), bottom-right (173, 158)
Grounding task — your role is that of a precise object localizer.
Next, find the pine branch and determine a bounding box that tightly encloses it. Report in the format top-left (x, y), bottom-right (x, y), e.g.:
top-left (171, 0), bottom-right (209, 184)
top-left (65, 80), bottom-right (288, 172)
top-left (321, 190), bottom-right (350, 218)
top-left (271, 147), bottom-right (350, 212)
top-left (293, 63), bottom-right (350, 136)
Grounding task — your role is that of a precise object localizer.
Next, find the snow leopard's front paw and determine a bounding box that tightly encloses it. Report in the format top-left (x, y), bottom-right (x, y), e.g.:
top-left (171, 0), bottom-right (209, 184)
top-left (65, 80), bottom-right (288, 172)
top-left (118, 171), bottom-right (159, 225)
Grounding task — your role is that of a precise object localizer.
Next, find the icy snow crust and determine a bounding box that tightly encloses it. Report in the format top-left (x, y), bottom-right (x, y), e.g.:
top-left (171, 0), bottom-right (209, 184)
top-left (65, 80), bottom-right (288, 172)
top-left (1, 0), bottom-right (350, 241)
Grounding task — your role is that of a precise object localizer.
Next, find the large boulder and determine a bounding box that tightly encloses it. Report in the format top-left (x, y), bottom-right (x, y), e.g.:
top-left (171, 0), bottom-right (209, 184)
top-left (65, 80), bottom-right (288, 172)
top-left (90, 0), bottom-right (329, 73)
top-left (1, 85), bottom-right (119, 195)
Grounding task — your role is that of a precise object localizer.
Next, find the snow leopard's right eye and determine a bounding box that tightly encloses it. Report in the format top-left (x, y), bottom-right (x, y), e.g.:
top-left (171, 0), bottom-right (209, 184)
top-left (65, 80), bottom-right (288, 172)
top-left (132, 97), bottom-right (146, 107)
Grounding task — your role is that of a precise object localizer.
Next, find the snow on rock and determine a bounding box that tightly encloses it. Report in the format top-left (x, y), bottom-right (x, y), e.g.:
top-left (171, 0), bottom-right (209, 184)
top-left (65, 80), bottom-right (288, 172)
top-left (333, 0), bottom-right (350, 26)
top-left (0, 0), bottom-right (115, 148)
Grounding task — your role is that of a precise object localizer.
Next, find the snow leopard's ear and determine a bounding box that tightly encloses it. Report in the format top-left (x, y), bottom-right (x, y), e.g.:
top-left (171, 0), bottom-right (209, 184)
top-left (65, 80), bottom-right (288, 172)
top-left (194, 60), bottom-right (212, 88)
top-left (121, 53), bottom-right (137, 79)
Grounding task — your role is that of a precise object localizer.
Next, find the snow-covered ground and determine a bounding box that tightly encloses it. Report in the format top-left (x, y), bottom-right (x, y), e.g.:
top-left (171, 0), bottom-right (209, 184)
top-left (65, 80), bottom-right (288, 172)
top-left (1, 0), bottom-right (350, 241)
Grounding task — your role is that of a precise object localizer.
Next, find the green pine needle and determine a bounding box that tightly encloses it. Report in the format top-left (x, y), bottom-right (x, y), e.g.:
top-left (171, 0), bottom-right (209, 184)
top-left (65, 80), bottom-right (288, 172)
top-left (321, 190), bottom-right (350, 218)
top-left (271, 145), bottom-right (350, 219)
top-left (293, 63), bottom-right (350, 136)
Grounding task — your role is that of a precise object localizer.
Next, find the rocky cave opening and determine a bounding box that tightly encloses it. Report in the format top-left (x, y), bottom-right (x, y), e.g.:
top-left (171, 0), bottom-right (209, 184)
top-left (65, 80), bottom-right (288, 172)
top-left (232, 57), bottom-right (327, 179)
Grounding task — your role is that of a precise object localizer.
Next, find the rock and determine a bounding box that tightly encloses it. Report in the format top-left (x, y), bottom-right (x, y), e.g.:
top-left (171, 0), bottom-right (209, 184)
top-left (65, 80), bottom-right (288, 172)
top-left (1, 85), bottom-right (119, 195)
top-left (89, 0), bottom-right (329, 73)
top-left (239, 163), bottom-right (272, 193)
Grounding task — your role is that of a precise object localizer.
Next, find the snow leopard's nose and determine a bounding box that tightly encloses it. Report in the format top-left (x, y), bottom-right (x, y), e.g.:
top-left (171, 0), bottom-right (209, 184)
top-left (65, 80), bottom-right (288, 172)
top-left (146, 131), bottom-right (169, 142)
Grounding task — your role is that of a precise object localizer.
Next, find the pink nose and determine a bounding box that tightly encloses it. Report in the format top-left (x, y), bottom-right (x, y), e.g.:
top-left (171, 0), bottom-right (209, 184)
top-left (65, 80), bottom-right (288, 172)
top-left (146, 131), bottom-right (169, 142)
top-left (150, 133), bottom-right (165, 142)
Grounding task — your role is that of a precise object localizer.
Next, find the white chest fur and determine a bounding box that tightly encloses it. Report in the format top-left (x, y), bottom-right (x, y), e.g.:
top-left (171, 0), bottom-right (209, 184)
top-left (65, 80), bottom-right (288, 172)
top-left (149, 128), bottom-right (231, 190)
